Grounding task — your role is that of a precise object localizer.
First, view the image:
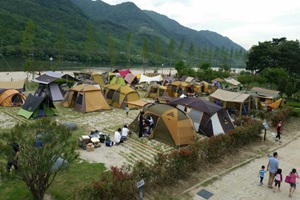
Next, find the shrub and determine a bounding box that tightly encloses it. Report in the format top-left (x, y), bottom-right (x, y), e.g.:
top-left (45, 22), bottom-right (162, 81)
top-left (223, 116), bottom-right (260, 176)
top-left (270, 106), bottom-right (294, 126)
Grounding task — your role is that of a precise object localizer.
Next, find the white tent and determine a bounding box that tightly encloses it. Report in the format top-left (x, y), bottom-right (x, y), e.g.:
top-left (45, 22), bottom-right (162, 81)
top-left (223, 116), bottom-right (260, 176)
top-left (224, 77), bottom-right (240, 86)
top-left (139, 74), bottom-right (163, 84)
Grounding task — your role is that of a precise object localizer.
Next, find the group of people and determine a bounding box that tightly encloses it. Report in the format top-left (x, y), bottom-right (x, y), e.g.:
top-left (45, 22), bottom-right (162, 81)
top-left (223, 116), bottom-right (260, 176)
top-left (259, 152), bottom-right (299, 198)
top-left (138, 111), bottom-right (154, 138)
top-left (113, 125), bottom-right (130, 145)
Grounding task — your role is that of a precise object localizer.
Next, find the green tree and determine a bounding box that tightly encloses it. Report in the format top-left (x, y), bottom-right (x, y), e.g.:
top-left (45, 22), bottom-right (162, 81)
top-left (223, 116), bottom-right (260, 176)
top-left (168, 38), bottom-right (175, 71)
top-left (178, 38), bottom-right (184, 60)
top-left (187, 42), bottom-right (194, 65)
top-left (0, 118), bottom-right (76, 200)
top-left (141, 37), bottom-right (150, 73)
top-left (154, 36), bottom-right (162, 72)
top-left (107, 33), bottom-right (117, 71)
top-left (237, 75), bottom-right (254, 86)
top-left (126, 32), bottom-right (132, 68)
top-left (261, 67), bottom-right (288, 89)
top-left (85, 24), bottom-right (97, 70)
top-left (55, 27), bottom-right (67, 71)
top-left (21, 20), bottom-right (36, 74)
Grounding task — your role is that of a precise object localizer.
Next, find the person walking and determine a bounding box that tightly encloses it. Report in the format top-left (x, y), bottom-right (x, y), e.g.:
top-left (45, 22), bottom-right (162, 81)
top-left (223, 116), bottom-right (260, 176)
top-left (267, 152), bottom-right (279, 188)
top-left (125, 105), bottom-right (129, 116)
top-left (273, 168), bottom-right (282, 192)
top-left (275, 120), bottom-right (282, 142)
top-left (258, 165), bottom-right (267, 186)
top-left (288, 168), bottom-right (299, 197)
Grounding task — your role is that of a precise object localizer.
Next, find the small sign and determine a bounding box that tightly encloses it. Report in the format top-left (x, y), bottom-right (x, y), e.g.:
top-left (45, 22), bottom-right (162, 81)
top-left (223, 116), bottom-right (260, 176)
top-left (262, 122), bottom-right (269, 129)
top-left (137, 179), bottom-right (145, 189)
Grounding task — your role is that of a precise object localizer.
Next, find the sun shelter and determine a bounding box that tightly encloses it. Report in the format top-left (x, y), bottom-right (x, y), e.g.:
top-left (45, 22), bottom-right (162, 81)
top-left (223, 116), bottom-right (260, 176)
top-left (17, 94), bottom-right (58, 119)
top-left (224, 77), bottom-right (240, 86)
top-left (62, 84), bottom-right (110, 113)
top-left (124, 99), bottom-right (149, 108)
top-left (145, 84), bottom-right (167, 99)
top-left (0, 79), bottom-right (25, 92)
top-left (168, 97), bottom-right (234, 137)
top-left (210, 89), bottom-right (252, 116)
top-left (103, 84), bottom-right (140, 109)
top-left (0, 89), bottom-right (26, 106)
top-left (33, 72), bottom-right (78, 101)
top-left (129, 104), bottom-right (197, 147)
top-left (139, 74), bottom-right (163, 84)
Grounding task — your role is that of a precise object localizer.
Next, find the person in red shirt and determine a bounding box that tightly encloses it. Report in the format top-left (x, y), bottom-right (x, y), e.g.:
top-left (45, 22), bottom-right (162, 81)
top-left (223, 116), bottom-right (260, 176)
top-left (289, 168), bottom-right (299, 197)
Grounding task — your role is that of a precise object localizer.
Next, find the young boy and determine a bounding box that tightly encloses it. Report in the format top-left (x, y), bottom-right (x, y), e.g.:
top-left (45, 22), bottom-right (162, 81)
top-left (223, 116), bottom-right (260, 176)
top-left (125, 105), bottom-right (129, 116)
top-left (259, 165), bottom-right (267, 186)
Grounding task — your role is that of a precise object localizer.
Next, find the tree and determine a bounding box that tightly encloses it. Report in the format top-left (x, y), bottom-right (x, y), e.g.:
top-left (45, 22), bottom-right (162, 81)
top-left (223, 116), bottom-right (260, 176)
top-left (261, 67), bottom-right (288, 89)
top-left (55, 26), bottom-right (67, 71)
top-left (187, 42), bottom-right (194, 65)
top-left (178, 38), bottom-right (184, 60)
top-left (126, 32), bottom-right (132, 68)
top-left (85, 24), bottom-right (97, 70)
top-left (154, 36), bottom-right (162, 72)
top-left (141, 37), bottom-right (150, 73)
top-left (107, 33), bottom-right (117, 71)
top-left (168, 38), bottom-right (175, 70)
top-left (21, 20), bottom-right (37, 75)
top-left (0, 118), bottom-right (76, 200)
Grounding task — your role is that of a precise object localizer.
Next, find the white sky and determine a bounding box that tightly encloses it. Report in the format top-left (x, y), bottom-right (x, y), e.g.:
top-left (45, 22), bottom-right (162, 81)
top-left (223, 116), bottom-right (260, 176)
top-left (100, 0), bottom-right (300, 50)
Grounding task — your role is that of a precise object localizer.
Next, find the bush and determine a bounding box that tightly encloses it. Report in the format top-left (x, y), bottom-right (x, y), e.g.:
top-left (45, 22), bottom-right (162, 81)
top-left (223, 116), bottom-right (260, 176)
top-left (270, 106), bottom-right (294, 126)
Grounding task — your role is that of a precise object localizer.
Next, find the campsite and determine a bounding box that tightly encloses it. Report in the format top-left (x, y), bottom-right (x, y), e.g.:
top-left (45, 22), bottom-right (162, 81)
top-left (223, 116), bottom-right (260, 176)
top-left (0, 69), bottom-right (300, 200)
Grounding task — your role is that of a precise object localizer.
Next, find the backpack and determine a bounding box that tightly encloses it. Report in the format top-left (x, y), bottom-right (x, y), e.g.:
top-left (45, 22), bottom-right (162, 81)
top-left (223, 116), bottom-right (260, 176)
top-left (275, 174), bottom-right (281, 181)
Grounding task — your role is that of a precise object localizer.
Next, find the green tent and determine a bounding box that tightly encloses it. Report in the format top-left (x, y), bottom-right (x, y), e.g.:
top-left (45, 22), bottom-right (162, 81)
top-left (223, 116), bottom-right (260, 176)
top-left (17, 94), bottom-right (58, 119)
top-left (110, 76), bottom-right (126, 85)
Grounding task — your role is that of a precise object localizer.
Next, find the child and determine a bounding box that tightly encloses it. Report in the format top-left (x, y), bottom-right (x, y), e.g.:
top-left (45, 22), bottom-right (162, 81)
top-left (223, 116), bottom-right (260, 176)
top-left (289, 168), bottom-right (299, 197)
top-left (273, 168), bottom-right (282, 192)
top-left (125, 105), bottom-right (129, 116)
top-left (259, 165), bottom-right (267, 186)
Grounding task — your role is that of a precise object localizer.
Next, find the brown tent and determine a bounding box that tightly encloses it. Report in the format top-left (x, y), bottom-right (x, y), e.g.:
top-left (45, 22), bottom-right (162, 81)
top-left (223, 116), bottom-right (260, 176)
top-left (103, 84), bottom-right (140, 109)
top-left (210, 89), bottom-right (252, 116)
top-left (62, 84), bottom-right (110, 112)
top-left (145, 84), bottom-right (167, 99)
top-left (129, 104), bottom-right (197, 147)
top-left (0, 89), bottom-right (26, 107)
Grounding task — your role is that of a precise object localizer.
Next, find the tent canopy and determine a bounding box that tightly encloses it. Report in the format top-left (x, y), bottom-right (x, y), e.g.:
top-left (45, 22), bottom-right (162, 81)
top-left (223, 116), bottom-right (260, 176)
top-left (210, 89), bottom-right (250, 103)
top-left (250, 87), bottom-right (280, 98)
top-left (224, 77), bottom-right (240, 86)
top-left (139, 74), bottom-right (163, 84)
top-left (113, 69), bottom-right (131, 77)
top-left (0, 79), bottom-right (25, 92)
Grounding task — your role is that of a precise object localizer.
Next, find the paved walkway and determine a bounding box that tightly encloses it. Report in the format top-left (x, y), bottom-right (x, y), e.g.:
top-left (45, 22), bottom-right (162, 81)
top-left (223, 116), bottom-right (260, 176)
top-left (188, 134), bottom-right (300, 200)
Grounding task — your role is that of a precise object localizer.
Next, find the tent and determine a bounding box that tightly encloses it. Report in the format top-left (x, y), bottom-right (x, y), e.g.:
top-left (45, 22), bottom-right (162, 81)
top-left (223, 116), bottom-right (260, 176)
top-left (168, 97), bottom-right (234, 137)
top-left (113, 69), bottom-right (131, 77)
top-left (129, 104), bottom-right (197, 147)
top-left (17, 94), bottom-right (58, 119)
top-left (62, 84), bottom-right (110, 113)
top-left (166, 81), bottom-right (193, 97)
top-left (124, 72), bottom-right (138, 84)
top-left (139, 74), bottom-right (163, 84)
top-left (0, 79), bottom-right (26, 92)
top-left (0, 89), bottom-right (26, 107)
top-left (33, 72), bottom-right (78, 102)
top-left (145, 84), bottom-right (167, 99)
top-left (110, 76), bottom-right (126, 85)
top-left (91, 72), bottom-right (105, 87)
top-left (210, 89), bottom-right (252, 116)
top-left (224, 77), bottom-right (240, 86)
top-left (103, 84), bottom-right (140, 109)
top-left (249, 87), bottom-right (280, 109)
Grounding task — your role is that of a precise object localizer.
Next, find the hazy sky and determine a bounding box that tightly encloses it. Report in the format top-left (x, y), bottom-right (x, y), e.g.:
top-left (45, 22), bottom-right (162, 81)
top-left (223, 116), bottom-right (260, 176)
top-left (101, 0), bottom-right (300, 50)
